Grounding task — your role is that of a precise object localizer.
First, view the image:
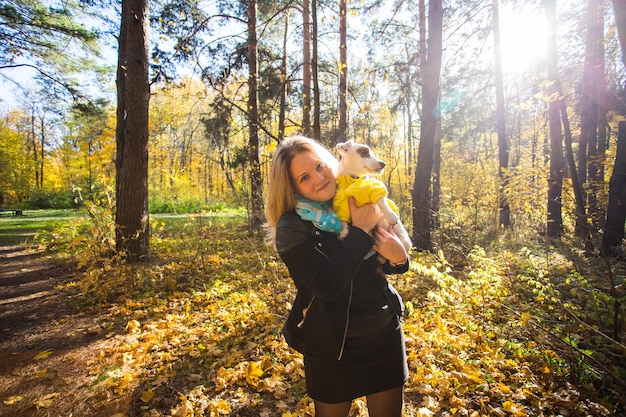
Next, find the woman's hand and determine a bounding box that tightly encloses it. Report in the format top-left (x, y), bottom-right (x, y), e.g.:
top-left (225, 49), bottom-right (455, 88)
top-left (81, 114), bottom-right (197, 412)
top-left (348, 197), bottom-right (382, 233)
top-left (372, 225), bottom-right (408, 265)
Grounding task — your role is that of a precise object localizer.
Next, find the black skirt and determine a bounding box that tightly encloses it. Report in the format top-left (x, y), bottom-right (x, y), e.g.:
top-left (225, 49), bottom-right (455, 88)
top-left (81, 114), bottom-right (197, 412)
top-left (303, 317), bottom-right (408, 404)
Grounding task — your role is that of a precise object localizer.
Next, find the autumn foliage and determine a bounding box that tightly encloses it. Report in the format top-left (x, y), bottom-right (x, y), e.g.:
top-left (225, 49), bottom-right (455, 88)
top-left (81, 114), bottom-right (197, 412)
top-left (1, 214), bottom-right (623, 417)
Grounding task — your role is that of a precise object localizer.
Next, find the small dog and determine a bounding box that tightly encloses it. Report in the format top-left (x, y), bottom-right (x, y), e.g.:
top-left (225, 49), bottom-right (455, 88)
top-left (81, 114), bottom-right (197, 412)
top-left (333, 140), bottom-right (412, 253)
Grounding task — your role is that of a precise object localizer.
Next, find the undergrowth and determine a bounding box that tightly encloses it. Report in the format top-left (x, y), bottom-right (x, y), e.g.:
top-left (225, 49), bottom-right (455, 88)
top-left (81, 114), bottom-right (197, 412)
top-left (19, 214), bottom-right (626, 416)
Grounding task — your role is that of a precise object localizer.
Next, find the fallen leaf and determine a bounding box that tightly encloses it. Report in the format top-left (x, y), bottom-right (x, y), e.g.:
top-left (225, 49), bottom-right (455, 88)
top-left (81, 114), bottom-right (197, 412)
top-left (34, 392), bottom-right (60, 409)
top-left (140, 388), bottom-right (154, 403)
top-left (3, 395), bottom-right (23, 405)
top-left (34, 350), bottom-right (53, 360)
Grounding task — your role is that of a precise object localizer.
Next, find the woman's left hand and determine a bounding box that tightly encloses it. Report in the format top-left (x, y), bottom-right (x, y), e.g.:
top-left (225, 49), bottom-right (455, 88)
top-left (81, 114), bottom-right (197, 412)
top-left (372, 225), bottom-right (408, 265)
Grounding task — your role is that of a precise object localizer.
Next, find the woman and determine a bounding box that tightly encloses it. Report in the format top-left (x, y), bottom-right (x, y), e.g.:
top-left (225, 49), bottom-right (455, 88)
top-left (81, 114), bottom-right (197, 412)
top-left (265, 136), bottom-right (410, 417)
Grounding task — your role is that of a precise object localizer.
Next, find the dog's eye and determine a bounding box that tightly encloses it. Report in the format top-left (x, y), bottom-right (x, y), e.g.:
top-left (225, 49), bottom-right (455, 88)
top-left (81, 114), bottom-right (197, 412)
top-left (358, 148), bottom-right (370, 157)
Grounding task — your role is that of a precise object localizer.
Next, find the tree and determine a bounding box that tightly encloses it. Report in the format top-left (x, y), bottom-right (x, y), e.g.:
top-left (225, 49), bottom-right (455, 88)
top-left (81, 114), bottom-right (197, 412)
top-left (302, 0), bottom-right (312, 137)
top-left (493, 0), bottom-right (510, 229)
top-left (412, 0), bottom-right (443, 252)
top-left (338, 0), bottom-right (348, 142)
top-left (115, 0), bottom-right (150, 259)
top-left (247, 0), bottom-right (264, 229)
top-left (603, 121), bottom-right (626, 257)
top-left (544, 0), bottom-right (564, 238)
top-left (0, 0), bottom-right (101, 101)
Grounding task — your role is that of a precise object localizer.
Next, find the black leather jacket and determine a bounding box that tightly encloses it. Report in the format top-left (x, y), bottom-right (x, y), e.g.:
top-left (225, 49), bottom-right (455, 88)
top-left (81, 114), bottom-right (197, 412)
top-left (276, 210), bottom-right (408, 361)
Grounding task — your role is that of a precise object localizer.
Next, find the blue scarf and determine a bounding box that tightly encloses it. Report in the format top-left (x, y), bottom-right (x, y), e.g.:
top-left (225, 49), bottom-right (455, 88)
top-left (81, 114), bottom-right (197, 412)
top-left (295, 195), bottom-right (375, 260)
top-left (295, 195), bottom-right (343, 233)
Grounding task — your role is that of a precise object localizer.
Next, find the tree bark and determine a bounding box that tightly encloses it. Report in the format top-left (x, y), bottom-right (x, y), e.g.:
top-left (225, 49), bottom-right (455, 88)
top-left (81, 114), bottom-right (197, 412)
top-left (115, 0), bottom-right (150, 260)
top-left (338, 0), bottom-right (348, 143)
top-left (545, 0), bottom-right (563, 238)
top-left (612, 0), bottom-right (626, 69)
top-left (278, 11), bottom-right (289, 142)
top-left (312, 0), bottom-right (321, 142)
top-left (247, 0), bottom-right (264, 229)
top-left (302, 0), bottom-right (312, 137)
top-left (493, 0), bottom-right (510, 229)
top-left (603, 121), bottom-right (626, 258)
top-left (412, 0), bottom-right (443, 252)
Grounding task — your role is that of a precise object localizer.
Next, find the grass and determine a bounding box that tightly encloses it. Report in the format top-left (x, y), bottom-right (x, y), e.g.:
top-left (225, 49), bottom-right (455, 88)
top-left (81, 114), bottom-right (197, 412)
top-left (0, 209), bottom-right (85, 246)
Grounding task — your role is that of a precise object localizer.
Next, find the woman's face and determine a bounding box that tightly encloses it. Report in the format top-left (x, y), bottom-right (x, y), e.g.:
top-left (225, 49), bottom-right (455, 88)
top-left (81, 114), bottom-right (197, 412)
top-left (290, 150), bottom-right (337, 202)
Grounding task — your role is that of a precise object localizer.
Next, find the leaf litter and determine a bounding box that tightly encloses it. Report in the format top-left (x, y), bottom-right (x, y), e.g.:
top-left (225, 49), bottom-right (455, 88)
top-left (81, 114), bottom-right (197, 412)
top-left (0, 216), bottom-right (623, 416)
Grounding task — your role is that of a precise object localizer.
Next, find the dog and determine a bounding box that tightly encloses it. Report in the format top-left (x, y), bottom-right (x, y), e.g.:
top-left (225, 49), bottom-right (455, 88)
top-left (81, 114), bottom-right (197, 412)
top-left (333, 140), bottom-right (412, 253)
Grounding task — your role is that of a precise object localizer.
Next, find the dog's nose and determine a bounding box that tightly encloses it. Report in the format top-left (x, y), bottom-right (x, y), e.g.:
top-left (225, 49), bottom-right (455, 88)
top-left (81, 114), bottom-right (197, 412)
top-left (379, 161), bottom-right (386, 169)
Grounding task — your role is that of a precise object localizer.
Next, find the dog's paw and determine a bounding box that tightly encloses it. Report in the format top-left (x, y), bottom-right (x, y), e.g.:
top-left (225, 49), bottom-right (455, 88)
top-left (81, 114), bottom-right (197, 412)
top-left (338, 222), bottom-right (349, 240)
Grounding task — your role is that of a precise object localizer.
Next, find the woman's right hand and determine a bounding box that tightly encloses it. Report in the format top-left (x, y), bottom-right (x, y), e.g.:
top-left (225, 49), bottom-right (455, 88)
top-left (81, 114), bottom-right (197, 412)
top-left (348, 196), bottom-right (382, 233)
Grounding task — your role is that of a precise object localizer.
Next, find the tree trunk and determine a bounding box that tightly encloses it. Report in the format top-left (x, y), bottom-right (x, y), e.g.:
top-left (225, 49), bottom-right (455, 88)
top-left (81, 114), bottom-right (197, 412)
top-left (115, 0), bottom-right (150, 260)
top-left (412, 0), bottom-right (443, 252)
top-left (578, 0), bottom-right (603, 234)
top-left (302, 0), bottom-right (312, 137)
top-left (338, 0), bottom-right (348, 143)
top-left (247, 0), bottom-right (264, 229)
top-left (545, 0), bottom-right (563, 238)
top-left (603, 121), bottom-right (626, 258)
top-left (612, 0), bottom-right (626, 69)
top-left (493, 0), bottom-right (510, 229)
top-left (278, 11), bottom-right (289, 142)
top-left (312, 0), bottom-right (321, 142)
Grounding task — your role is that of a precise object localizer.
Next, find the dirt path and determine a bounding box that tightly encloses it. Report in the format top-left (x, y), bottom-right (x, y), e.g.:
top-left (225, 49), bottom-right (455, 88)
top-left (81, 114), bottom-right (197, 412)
top-left (0, 245), bottom-right (110, 416)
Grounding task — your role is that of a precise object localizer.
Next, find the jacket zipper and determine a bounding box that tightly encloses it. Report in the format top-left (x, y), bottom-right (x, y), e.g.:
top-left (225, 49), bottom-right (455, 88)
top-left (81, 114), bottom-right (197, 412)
top-left (312, 236), bottom-right (359, 361)
top-left (297, 296), bottom-right (315, 328)
top-left (337, 279), bottom-right (353, 360)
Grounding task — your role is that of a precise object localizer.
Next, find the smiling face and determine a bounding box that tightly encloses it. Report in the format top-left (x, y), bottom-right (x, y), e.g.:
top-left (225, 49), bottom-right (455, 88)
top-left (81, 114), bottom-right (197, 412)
top-left (290, 150), bottom-right (337, 202)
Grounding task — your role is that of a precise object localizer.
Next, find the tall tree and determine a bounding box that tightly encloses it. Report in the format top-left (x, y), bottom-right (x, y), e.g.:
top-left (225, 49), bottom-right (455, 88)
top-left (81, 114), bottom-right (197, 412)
top-left (115, 0), bottom-right (150, 259)
top-left (247, 0), bottom-right (264, 229)
top-left (602, 0), bottom-right (626, 257)
top-left (412, 0), bottom-right (443, 252)
top-left (278, 10), bottom-right (289, 142)
top-left (493, 0), bottom-right (510, 228)
top-left (302, 0), bottom-right (312, 137)
top-left (544, 0), bottom-right (564, 238)
top-left (338, 0), bottom-right (348, 142)
top-left (312, 0), bottom-right (321, 142)
top-left (578, 0), bottom-right (604, 233)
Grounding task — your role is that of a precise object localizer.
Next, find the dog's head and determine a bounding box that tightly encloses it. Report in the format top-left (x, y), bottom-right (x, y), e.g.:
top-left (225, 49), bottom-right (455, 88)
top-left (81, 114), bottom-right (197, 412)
top-left (336, 140), bottom-right (386, 177)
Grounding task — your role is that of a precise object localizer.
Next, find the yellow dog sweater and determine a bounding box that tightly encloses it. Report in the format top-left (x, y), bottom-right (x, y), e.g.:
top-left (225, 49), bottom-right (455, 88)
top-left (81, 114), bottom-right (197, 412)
top-left (333, 175), bottom-right (399, 224)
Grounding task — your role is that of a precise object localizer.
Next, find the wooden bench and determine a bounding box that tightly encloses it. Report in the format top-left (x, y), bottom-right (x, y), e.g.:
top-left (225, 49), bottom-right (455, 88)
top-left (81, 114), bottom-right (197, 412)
top-left (0, 208), bottom-right (23, 216)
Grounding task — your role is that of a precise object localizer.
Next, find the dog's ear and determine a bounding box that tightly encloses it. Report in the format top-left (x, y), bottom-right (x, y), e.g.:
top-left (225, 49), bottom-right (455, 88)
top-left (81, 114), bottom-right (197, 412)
top-left (336, 140), bottom-right (353, 151)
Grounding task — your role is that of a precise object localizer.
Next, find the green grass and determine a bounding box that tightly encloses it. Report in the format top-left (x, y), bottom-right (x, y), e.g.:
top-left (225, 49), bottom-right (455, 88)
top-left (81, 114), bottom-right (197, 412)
top-left (0, 209), bottom-right (86, 246)
top-left (0, 209), bottom-right (248, 247)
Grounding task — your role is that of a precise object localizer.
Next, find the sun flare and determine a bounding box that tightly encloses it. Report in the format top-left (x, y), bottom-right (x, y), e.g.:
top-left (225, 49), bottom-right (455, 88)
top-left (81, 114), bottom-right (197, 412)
top-left (500, 5), bottom-right (548, 74)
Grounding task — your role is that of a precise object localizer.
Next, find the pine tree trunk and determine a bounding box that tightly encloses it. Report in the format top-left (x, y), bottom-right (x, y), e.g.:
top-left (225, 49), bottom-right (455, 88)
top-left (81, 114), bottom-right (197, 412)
top-left (338, 0), bottom-right (347, 143)
top-left (493, 0), bottom-right (510, 229)
top-left (412, 0), bottom-right (442, 252)
top-left (312, 0), bottom-right (321, 142)
top-left (247, 0), bottom-right (264, 229)
top-left (302, 0), bottom-right (312, 137)
top-left (545, 0), bottom-right (563, 238)
top-left (115, 0), bottom-right (150, 260)
top-left (603, 121), bottom-right (626, 258)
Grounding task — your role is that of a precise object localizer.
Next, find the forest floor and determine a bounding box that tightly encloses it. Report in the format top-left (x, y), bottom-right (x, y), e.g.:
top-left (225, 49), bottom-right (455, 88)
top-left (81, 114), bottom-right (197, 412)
top-left (0, 218), bottom-right (623, 417)
top-left (0, 244), bottom-right (119, 416)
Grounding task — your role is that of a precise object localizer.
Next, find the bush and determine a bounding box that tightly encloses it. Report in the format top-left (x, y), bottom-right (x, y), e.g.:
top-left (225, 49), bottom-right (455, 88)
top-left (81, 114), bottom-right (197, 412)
top-left (26, 189), bottom-right (81, 209)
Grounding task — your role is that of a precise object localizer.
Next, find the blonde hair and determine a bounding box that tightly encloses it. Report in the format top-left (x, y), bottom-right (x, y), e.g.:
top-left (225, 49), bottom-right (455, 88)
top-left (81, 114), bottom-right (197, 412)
top-left (265, 135), bottom-right (338, 246)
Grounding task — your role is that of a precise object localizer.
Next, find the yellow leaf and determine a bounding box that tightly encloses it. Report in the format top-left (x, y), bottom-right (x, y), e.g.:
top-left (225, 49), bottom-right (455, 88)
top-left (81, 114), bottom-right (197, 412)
top-left (213, 399), bottom-right (230, 414)
top-left (34, 350), bottom-right (53, 360)
top-left (34, 392), bottom-right (60, 409)
top-left (245, 361), bottom-right (264, 386)
top-left (36, 369), bottom-right (48, 379)
top-left (140, 388), bottom-right (154, 403)
top-left (3, 395), bottom-right (23, 405)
